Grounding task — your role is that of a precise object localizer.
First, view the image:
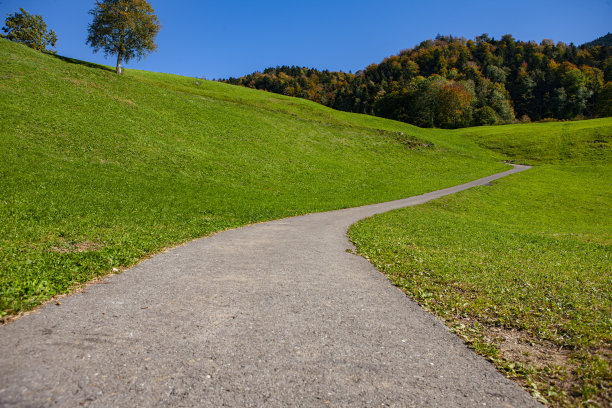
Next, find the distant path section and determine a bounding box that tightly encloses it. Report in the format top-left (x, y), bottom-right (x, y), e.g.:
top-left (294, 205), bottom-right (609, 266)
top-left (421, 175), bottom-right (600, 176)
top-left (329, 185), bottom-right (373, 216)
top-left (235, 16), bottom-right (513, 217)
top-left (0, 165), bottom-right (539, 407)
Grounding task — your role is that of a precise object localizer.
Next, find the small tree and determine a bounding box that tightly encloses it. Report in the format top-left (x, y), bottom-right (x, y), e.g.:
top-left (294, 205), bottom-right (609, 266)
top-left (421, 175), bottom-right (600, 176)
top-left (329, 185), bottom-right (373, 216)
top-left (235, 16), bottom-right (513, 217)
top-left (595, 82), bottom-right (612, 117)
top-left (86, 0), bottom-right (161, 74)
top-left (473, 106), bottom-right (499, 125)
top-left (1, 8), bottom-right (57, 53)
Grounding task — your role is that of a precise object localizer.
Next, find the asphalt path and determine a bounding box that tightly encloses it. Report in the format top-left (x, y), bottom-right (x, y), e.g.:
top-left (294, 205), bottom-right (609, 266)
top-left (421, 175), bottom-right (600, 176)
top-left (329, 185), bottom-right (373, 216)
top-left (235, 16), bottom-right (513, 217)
top-left (0, 164), bottom-right (541, 407)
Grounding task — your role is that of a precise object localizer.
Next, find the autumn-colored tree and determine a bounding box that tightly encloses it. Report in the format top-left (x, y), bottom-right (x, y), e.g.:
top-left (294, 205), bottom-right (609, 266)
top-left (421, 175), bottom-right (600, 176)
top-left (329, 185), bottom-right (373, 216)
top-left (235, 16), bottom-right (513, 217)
top-left (225, 33), bottom-right (611, 127)
top-left (86, 0), bottom-right (160, 74)
top-left (1, 8), bottom-right (57, 53)
top-left (435, 81), bottom-right (473, 128)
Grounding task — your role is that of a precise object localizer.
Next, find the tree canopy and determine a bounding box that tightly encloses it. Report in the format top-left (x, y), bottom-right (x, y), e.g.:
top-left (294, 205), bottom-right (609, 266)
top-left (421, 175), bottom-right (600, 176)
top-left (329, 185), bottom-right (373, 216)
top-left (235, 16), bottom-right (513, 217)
top-left (1, 8), bottom-right (57, 53)
top-left (86, 0), bottom-right (161, 74)
top-left (582, 33), bottom-right (612, 48)
top-left (225, 34), bottom-right (612, 128)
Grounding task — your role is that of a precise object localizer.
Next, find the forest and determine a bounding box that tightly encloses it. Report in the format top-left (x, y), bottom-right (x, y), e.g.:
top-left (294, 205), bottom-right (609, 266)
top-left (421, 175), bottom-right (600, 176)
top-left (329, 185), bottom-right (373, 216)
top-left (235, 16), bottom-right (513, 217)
top-left (224, 33), bottom-right (612, 128)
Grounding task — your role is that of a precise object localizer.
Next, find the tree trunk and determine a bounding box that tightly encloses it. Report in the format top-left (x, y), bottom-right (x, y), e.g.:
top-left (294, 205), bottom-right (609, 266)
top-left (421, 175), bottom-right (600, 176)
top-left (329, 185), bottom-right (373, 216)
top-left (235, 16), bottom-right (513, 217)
top-left (116, 53), bottom-right (123, 75)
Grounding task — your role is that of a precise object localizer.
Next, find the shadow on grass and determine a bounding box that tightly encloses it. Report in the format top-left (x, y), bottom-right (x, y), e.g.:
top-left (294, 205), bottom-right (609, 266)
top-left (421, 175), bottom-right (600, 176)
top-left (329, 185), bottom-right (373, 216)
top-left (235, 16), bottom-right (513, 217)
top-left (51, 54), bottom-right (114, 73)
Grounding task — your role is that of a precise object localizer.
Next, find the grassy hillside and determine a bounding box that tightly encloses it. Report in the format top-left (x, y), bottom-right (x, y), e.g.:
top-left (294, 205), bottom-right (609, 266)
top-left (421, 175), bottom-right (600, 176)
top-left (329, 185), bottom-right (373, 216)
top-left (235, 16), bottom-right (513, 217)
top-left (350, 120), bottom-right (612, 406)
top-left (0, 38), bottom-right (508, 317)
top-left (453, 119), bottom-right (612, 164)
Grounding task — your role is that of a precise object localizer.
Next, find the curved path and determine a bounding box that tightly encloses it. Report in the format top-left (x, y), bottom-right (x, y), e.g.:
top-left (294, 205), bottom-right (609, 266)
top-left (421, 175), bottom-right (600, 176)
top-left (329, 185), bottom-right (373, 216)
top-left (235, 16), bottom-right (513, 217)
top-left (0, 165), bottom-right (540, 407)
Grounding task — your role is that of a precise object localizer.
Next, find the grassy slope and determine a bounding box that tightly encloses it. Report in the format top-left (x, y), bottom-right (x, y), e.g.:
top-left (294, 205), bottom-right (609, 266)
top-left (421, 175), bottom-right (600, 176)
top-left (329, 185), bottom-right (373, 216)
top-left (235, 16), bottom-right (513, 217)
top-left (0, 38), bottom-right (508, 317)
top-left (350, 120), bottom-right (612, 406)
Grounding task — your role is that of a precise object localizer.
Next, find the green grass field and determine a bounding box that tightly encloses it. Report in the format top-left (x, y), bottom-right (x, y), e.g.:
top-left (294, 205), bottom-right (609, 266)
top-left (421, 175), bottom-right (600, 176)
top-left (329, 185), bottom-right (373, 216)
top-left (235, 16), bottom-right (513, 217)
top-left (2, 38), bottom-right (611, 406)
top-left (350, 121), bottom-right (612, 406)
top-left (0, 38), bottom-right (507, 317)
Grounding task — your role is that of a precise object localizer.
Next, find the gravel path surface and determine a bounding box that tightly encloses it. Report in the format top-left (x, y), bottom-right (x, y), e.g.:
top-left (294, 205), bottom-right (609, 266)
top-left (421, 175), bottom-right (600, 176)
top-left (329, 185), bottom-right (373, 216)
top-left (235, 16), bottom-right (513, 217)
top-left (0, 164), bottom-right (541, 407)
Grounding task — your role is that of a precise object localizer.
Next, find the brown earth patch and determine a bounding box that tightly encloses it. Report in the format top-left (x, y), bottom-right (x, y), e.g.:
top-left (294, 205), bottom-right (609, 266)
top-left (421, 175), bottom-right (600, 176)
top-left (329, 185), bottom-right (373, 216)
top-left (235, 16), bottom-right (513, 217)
top-left (450, 316), bottom-right (610, 407)
top-left (494, 327), bottom-right (571, 369)
top-left (65, 77), bottom-right (87, 86)
top-left (50, 240), bottom-right (102, 254)
top-left (113, 96), bottom-right (136, 105)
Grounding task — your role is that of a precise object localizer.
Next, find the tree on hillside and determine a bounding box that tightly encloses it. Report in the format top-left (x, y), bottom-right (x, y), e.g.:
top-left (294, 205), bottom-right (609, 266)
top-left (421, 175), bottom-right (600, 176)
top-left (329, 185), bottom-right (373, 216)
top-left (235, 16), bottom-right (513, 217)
top-left (582, 33), bottom-right (612, 48)
top-left (595, 82), bottom-right (612, 117)
top-left (86, 0), bottom-right (161, 75)
top-left (434, 81), bottom-right (473, 128)
top-left (1, 8), bottom-right (57, 53)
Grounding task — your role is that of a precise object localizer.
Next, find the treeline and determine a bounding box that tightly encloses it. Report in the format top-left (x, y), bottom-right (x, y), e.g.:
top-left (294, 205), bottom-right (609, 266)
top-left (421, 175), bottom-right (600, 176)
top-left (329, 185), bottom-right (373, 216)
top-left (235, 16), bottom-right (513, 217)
top-left (224, 34), bottom-right (612, 128)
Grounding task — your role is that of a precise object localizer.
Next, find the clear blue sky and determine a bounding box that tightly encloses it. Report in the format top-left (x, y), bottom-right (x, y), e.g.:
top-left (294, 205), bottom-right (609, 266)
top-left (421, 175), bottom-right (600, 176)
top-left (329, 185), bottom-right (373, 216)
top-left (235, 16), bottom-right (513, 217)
top-left (1, 1), bottom-right (610, 79)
